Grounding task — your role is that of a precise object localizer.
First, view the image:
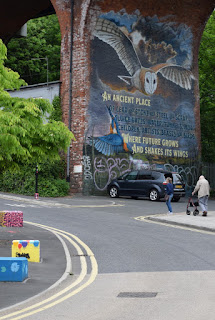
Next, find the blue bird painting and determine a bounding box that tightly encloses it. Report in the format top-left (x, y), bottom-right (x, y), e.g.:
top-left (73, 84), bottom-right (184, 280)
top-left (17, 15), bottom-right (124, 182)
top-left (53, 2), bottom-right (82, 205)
top-left (88, 107), bottom-right (132, 156)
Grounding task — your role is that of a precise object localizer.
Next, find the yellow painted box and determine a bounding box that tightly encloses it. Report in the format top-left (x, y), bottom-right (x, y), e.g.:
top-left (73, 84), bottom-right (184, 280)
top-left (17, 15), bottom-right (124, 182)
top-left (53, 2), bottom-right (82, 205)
top-left (12, 240), bottom-right (40, 263)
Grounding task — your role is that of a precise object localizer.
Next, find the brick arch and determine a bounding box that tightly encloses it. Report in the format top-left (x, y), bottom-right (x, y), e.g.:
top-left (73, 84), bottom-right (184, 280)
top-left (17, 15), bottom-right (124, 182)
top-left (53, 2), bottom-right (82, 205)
top-left (50, 0), bottom-right (214, 194)
top-left (1, 0), bottom-right (214, 194)
top-left (51, 0), bottom-right (93, 192)
top-left (0, 0), bottom-right (53, 43)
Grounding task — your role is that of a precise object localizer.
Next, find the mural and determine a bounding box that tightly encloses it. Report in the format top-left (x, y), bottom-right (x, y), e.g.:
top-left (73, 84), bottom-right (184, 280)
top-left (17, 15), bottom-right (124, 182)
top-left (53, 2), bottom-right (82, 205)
top-left (88, 106), bottom-right (132, 156)
top-left (84, 11), bottom-right (197, 193)
top-left (93, 18), bottom-right (194, 95)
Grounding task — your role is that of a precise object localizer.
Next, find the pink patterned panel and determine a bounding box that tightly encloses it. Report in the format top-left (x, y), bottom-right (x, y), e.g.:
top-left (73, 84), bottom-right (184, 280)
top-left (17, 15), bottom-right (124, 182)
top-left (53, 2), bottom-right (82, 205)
top-left (0, 211), bottom-right (23, 227)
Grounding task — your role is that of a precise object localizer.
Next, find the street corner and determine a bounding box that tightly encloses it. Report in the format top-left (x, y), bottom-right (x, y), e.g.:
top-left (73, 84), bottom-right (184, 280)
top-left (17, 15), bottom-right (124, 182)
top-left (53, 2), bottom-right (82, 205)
top-left (54, 195), bottom-right (125, 208)
top-left (134, 211), bottom-right (215, 234)
top-left (134, 213), bottom-right (168, 221)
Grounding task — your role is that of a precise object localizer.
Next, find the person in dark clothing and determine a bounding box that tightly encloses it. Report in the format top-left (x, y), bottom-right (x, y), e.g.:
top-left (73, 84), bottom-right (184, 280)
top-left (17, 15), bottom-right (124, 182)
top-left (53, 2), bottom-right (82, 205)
top-left (165, 177), bottom-right (174, 214)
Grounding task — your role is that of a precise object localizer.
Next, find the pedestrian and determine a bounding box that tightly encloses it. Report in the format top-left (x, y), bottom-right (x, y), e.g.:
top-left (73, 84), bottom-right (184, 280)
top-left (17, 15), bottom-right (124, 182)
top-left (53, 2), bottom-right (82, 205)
top-left (165, 177), bottom-right (174, 214)
top-left (192, 175), bottom-right (210, 216)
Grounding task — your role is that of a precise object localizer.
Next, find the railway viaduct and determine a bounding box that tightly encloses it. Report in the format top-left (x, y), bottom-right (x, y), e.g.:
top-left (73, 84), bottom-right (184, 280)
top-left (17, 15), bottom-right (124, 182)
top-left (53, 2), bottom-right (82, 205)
top-left (1, 0), bottom-right (214, 194)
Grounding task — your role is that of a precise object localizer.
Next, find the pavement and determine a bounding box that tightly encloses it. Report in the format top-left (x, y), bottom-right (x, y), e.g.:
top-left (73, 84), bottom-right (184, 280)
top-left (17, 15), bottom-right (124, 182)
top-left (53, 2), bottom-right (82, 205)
top-left (0, 192), bottom-right (215, 311)
top-left (145, 208), bottom-right (215, 233)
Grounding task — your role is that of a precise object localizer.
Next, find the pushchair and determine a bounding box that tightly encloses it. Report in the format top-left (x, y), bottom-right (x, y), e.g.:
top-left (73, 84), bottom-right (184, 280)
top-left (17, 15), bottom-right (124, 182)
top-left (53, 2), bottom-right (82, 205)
top-left (186, 197), bottom-right (199, 216)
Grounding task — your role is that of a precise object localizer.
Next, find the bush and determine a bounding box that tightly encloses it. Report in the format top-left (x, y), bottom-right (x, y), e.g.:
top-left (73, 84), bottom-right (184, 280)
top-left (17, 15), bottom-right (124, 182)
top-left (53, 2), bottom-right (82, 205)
top-left (37, 178), bottom-right (70, 197)
top-left (0, 160), bottom-right (70, 197)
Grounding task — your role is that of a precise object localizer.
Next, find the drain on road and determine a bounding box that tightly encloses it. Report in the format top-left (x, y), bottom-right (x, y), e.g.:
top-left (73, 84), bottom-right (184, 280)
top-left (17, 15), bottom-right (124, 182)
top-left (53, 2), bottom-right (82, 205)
top-left (117, 292), bottom-right (158, 298)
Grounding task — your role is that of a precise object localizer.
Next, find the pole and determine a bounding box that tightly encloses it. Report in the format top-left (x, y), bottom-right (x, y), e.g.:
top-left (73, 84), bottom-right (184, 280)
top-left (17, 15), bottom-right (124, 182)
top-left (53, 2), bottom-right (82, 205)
top-left (66, 0), bottom-right (74, 182)
top-left (46, 57), bottom-right (49, 85)
top-left (35, 165), bottom-right (39, 199)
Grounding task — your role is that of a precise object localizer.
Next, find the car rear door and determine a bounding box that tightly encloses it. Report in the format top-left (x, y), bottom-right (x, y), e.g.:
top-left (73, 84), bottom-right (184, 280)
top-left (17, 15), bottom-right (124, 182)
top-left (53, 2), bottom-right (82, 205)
top-left (134, 170), bottom-right (153, 196)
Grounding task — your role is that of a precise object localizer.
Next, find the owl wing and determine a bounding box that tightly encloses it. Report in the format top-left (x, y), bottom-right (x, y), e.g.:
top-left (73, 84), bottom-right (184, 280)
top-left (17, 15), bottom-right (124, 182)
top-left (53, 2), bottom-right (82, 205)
top-left (152, 63), bottom-right (195, 90)
top-left (93, 18), bottom-right (141, 76)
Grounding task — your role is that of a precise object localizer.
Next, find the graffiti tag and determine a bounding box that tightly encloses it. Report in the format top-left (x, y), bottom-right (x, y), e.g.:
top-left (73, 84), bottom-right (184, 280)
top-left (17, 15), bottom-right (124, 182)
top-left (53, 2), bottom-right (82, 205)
top-left (94, 156), bottom-right (131, 191)
top-left (83, 155), bottom-right (93, 180)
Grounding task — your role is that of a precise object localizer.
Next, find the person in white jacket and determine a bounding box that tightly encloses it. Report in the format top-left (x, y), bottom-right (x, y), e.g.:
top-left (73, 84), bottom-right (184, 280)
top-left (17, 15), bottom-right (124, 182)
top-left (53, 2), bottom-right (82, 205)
top-left (192, 175), bottom-right (210, 216)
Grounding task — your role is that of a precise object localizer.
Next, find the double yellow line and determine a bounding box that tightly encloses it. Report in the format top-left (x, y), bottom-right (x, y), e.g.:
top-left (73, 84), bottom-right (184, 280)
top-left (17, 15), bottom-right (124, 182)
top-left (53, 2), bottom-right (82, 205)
top-left (0, 222), bottom-right (98, 320)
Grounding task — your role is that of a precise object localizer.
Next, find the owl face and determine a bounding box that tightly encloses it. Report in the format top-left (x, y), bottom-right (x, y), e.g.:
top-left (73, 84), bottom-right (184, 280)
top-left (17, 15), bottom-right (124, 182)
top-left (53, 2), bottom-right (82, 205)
top-left (144, 71), bottom-right (158, 95)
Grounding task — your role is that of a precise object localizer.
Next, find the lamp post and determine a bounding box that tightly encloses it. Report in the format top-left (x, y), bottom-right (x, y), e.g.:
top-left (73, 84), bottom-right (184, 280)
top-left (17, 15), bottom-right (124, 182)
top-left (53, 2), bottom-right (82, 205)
top-left (35, 165), bottom-right (39, 200)
top-left (31, 57), bottom-right (49, 85)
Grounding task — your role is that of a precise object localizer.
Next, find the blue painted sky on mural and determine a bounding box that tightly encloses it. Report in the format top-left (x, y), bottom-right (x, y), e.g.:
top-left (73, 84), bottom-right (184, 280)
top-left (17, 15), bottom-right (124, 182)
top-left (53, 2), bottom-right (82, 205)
top-left (100, 10), bottom-right (138, 32)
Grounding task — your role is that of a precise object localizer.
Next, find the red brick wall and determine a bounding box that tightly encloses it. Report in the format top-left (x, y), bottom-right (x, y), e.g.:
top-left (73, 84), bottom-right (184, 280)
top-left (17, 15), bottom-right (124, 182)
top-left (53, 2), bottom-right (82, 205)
top-left (52, 0), bottom-right (214, 194)
top-left (51, 0), bottom-right (92, 193)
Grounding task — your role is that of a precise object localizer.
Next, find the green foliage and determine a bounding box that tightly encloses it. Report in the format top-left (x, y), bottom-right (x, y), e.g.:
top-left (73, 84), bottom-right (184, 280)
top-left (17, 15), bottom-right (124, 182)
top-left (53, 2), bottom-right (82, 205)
top-left (6, 15), bottom-right (61, 85)
top-left (0, 161), bottom-right (70, 197)
top-left (199, 11), bottom-right (215, 162)
top-left (0, 39), bottom-right (26, 91)
top-left (0, 40), bottom-right (75, 170)
top-left (49, 96), bottom-right (62, 121)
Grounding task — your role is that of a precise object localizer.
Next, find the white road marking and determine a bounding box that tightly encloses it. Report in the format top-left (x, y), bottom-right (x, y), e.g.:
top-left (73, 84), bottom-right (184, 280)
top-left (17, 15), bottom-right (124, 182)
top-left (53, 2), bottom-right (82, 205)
top-left (5, 204), bottom-right (27, 208)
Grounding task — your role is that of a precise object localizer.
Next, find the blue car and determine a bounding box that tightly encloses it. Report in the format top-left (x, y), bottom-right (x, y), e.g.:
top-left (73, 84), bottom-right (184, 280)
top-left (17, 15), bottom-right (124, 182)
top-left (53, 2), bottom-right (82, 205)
top-left (107, 169), bottom-right (185, 201)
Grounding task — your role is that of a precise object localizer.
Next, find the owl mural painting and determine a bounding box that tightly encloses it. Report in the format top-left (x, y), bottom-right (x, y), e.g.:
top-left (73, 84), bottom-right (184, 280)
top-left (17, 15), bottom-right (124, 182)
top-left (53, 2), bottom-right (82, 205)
top-left (93, 18), bottom-right (195, 96)
top-left (85, 11), bottom-right (197, 193)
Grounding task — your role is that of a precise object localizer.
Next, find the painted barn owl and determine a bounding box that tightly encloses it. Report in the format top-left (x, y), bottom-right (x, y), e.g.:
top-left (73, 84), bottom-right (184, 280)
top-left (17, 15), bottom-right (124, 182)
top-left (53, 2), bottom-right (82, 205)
top-left (93, 18), bottom-right (195, 95)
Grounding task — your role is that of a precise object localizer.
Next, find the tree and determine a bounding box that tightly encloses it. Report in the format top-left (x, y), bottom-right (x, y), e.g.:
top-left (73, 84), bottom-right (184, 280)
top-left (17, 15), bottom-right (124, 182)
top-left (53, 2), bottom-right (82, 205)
top-left (0, 39), bottom-right (74, 170)
top-left (199, 11), bottom-right (215, 162)
top-left (5, 14), bottom-right (61, 85)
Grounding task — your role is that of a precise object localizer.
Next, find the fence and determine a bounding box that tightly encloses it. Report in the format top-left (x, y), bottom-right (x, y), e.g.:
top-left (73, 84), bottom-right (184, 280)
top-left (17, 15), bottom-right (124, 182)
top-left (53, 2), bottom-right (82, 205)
top-left (202, 162), bottom-right (215, 189)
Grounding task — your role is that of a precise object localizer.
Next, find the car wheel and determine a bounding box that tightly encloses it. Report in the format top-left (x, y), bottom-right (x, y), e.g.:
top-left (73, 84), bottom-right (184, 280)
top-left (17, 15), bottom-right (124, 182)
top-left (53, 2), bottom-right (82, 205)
top-left (173, 196), bottom-right (180, 202)
top-left (149, 189), bottom-right (159, 201)
top-left (109, 186), bottom-right (119, 198)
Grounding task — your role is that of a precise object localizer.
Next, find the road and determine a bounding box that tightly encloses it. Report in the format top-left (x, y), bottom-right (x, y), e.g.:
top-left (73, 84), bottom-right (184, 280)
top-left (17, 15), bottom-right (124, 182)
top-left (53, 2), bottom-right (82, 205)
top-left (0, 194), bottom-right (215, 320)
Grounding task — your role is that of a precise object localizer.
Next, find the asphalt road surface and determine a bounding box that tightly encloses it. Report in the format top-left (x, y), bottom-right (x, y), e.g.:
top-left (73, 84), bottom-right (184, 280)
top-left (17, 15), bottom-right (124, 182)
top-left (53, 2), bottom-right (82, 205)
top-left (0, 194), bottom-right (215, 320)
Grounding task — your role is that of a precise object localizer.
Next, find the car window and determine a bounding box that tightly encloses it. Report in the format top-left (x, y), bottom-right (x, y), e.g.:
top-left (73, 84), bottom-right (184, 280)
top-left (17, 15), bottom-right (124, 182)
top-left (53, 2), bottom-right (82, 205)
top-left (125, 171), bottom-right (138, 180)
top-left (118, 172), bottom-right (130, 180)
top-left (152, 172), bottom-right (161, 180)
top-left (137, 173), bottom-right (153, 180)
